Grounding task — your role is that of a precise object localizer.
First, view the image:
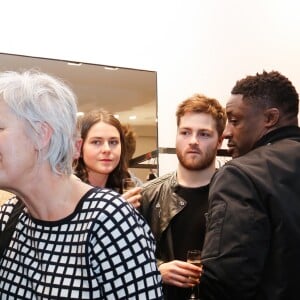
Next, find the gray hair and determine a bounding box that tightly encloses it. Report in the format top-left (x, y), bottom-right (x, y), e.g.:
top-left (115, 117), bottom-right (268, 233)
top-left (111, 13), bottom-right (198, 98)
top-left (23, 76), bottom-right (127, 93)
top-left (0, 70), bottom-right (78, 175)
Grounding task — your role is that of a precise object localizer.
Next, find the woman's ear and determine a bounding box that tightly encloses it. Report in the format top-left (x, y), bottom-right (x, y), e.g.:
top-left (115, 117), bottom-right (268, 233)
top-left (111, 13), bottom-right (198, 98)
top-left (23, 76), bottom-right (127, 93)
top-left (36, 122), bottom-right (53, 150)
top-left (264, 108), bottom-right (280, 128)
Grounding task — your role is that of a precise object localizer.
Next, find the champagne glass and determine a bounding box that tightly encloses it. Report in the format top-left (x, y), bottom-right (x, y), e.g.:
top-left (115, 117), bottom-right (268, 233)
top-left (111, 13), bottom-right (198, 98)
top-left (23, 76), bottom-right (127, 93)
top-left (122, 178), bottom-right (136, 193)
top-left (186, 250), bottom-right (202, 300)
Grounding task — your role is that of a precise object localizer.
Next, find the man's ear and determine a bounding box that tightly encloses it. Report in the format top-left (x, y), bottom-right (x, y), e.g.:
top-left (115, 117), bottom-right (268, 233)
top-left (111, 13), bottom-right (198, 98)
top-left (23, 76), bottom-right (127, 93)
top-left (217, 135), bottom-right (224, 149)
top-left (36, 122), bottom-right (53, 150)
top-left (264, 108), bottom-right (280, 128)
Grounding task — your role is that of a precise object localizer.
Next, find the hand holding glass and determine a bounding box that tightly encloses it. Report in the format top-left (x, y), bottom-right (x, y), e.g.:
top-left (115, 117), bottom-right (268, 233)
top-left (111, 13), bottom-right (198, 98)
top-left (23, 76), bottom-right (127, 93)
top-left (187, 250), bottom-right (202, 300)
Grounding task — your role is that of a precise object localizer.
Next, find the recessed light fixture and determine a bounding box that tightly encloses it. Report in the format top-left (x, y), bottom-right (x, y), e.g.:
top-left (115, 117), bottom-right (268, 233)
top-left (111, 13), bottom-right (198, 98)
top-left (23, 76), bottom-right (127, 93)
top-left (129, 115), bottom-right (137, 120)
top-left (104, 66), bottom-right (119, 71)
top-left (67, 62), bottom-right (82, 66)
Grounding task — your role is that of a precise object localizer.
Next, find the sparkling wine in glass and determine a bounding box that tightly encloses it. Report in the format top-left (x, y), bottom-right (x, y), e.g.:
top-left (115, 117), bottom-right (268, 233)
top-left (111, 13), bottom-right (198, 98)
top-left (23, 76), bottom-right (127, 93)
top-left (122, 178), bottom-right (136, 193)
top-left (186, 250), bottom-right (202, 300)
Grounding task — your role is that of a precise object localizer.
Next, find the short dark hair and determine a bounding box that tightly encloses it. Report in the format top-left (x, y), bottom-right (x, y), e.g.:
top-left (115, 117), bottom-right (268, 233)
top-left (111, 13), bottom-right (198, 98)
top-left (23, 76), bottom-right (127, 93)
top-left (231, 70), bottom-right (299, 118)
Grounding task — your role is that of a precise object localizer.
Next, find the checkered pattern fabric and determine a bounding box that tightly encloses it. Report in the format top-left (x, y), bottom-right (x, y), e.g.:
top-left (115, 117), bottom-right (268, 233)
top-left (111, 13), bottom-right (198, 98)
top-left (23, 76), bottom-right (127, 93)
top-left (0, 188), bottom-right (163, 299)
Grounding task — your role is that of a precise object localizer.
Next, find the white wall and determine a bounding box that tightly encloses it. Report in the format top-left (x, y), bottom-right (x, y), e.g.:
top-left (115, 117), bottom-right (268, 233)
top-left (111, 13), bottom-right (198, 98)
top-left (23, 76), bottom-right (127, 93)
top-left (2, 0), bottom-right (300, 175)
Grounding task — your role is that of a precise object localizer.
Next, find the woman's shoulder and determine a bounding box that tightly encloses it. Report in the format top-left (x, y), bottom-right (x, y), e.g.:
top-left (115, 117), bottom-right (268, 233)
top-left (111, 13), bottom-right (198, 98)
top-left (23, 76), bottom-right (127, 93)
top-left (80, 187), bottom-right (131, 215)
top-left (80, 187), bottom-right (149, 235)
top-left (82, 187), bottom-right (123, 202)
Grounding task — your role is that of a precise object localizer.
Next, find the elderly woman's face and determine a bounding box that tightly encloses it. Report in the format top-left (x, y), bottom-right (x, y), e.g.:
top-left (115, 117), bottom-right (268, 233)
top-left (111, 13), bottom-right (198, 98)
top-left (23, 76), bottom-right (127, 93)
top-left (0, 99), bottom-right (36, 190)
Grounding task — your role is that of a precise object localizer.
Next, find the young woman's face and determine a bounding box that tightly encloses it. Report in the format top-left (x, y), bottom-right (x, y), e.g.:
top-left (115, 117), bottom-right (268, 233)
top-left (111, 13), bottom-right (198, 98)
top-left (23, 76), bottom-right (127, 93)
top-left (82, 121), bottom-right (122, 178)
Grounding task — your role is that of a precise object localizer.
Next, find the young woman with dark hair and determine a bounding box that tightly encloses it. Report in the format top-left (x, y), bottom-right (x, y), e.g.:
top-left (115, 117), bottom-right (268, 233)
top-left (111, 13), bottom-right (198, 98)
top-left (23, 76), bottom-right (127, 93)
top-left (74, 108), bottom-right (142, 208)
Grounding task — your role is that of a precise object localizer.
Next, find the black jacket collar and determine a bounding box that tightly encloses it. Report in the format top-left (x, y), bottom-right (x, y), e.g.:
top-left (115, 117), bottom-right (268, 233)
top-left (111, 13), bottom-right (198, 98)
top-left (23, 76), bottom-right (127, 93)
top-left (253, 126), bottom-right (300, 150)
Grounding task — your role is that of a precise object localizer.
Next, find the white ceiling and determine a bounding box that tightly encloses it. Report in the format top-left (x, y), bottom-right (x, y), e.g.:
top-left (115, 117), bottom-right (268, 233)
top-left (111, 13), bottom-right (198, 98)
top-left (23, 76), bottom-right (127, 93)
top-left (0, 52), bottom-right (157, 136)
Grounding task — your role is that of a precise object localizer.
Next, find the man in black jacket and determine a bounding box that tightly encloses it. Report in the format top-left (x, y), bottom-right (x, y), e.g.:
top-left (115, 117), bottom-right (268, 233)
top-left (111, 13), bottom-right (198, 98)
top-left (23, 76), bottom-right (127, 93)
top-left (140, 94), bottom-right (227, 300)
top-left (199, 70), bottom-right (300, 300)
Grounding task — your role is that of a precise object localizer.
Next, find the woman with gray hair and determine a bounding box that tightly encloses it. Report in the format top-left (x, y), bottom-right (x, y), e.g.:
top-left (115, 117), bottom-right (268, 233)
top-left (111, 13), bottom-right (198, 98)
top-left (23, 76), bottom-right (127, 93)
top-left (0, 70), bottom-right (163, 299)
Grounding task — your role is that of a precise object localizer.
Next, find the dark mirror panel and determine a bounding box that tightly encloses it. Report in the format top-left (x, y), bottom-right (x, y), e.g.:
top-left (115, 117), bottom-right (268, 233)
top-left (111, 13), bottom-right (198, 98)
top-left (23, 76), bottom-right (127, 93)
top-left (0, 52), bottom-right (158, 183)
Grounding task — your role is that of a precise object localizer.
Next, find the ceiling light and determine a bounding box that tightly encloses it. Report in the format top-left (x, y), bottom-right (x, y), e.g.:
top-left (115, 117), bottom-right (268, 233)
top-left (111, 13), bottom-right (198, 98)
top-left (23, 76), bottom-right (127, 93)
top-left (104, 66), bottom-right (119, 71)
top-left (129, 115), bottom-right (136, 120)
top-left (67, 62), bottom-right (82, 66)
top-left (114, 114), bottom-right (120, 119)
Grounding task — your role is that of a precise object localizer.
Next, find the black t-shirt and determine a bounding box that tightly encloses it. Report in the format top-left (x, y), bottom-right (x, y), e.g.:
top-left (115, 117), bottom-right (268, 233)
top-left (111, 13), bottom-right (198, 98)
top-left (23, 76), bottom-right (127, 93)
top-left (171, 184), bottom-right (209, 261)
top-left (165, 184), bottom-right (209, 300)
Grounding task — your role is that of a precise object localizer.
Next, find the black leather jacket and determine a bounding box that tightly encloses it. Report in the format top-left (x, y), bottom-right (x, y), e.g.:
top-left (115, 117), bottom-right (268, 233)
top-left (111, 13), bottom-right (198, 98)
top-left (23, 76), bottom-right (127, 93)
top-left (199, 126), bottom-right (300, 300)
top-left (140, 172), bottom-right (186, 265)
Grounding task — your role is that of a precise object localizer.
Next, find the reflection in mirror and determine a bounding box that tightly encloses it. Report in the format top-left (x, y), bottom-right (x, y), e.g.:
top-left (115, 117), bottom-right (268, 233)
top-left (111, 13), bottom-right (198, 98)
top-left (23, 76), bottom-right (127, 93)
top-left (0, 52), bottom-right (158, 198)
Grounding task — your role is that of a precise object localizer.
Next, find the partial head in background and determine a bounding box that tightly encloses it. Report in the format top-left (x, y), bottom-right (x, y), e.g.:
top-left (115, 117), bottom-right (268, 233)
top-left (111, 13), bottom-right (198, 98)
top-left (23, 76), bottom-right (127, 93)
top-left (175, 94), bottom-right (226, 171)
top-left (122, 123), bottom-right (137, 166)
top-left (74, 108), bottom-right (128, 190)
top-left (0, 70), bottom-right (77, 182)
top-left (224, 70), bottom-right (299, 158)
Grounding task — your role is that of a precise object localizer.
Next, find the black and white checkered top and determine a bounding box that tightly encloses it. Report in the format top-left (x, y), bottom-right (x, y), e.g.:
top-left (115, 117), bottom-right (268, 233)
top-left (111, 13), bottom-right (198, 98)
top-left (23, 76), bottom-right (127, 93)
top-left (0, 187), bottom-right (163, 299)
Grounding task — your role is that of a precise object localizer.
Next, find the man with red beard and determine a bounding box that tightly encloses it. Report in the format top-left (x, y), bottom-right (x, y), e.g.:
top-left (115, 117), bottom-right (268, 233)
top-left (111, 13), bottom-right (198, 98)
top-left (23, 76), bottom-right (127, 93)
top-left (140, 94), bottom-right (226, 300)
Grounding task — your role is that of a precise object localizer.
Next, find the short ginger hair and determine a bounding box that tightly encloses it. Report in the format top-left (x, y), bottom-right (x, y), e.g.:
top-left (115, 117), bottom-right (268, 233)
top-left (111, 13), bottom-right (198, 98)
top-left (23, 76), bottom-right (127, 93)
top-left (176, 93), bottom-right (227, 137)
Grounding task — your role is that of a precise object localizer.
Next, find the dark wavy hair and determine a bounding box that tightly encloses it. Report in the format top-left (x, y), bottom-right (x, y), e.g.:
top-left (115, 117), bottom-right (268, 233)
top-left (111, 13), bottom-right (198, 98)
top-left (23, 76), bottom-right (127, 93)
top-left (73, 109), bottom-right (129, 192)
top-left (122, 124), bottom-right (137, 165)
top-left (231, 70), bottom-right (299, 118)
